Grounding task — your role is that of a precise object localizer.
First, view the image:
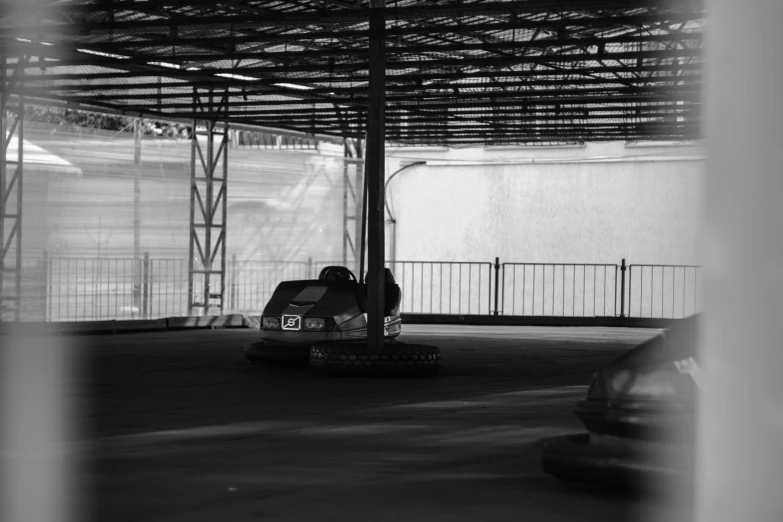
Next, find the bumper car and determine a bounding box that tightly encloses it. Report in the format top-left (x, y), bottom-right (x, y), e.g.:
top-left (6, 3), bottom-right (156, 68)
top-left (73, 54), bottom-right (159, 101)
top-left (541, 315), bottom-right (701, 488)
top-left (245, 265), bottom-right (405, 364)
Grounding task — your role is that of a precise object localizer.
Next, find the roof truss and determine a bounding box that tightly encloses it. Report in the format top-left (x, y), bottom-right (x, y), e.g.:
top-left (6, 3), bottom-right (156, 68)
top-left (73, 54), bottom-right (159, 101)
top-left (0, 0), bottom-right (705, 145)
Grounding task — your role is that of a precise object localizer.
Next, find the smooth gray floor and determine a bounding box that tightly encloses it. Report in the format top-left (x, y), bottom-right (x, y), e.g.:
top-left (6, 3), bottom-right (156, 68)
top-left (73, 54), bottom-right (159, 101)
top-left (73, 325), bottom-right (690, 522)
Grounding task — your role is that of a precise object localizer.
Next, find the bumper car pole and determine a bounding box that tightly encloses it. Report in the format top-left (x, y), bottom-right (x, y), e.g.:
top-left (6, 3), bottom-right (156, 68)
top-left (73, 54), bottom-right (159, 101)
top-left (365, 2), bottom-right (386, 353)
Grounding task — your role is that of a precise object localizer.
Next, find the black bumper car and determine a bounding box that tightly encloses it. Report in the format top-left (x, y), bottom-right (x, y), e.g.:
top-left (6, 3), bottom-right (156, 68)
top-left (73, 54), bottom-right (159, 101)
top-left (245, 265), bottom-right (402, 365)
top-left (245, 265), bottom-right (439, 374)
top-left (541, 315), bottom-right (701, 488)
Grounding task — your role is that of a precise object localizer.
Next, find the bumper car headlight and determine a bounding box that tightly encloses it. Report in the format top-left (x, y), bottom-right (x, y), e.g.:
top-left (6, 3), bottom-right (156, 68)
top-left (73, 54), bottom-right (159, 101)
top-left (304, 318), bottom-right (326, 331)
top-left (262, 316), bottom-right (281, 330)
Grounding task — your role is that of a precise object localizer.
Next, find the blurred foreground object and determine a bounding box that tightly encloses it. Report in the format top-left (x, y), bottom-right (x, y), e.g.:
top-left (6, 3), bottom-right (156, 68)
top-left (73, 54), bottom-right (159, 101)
top-left (697, 0), bottom-right (783, 521)
top-left (1, 325), bottom-right (82, 522)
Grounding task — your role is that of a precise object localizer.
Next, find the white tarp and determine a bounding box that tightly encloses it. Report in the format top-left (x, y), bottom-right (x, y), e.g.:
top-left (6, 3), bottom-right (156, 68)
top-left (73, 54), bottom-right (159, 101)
top-left (4, 135), bottom-right (83, 176)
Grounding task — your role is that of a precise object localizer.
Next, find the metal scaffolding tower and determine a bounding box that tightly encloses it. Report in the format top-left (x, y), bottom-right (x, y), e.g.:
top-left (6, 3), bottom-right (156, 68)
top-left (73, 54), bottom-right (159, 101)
top-left (0, 55), bottom-right (25, 321)
top-left (188, 89), bottom-right (229, 315)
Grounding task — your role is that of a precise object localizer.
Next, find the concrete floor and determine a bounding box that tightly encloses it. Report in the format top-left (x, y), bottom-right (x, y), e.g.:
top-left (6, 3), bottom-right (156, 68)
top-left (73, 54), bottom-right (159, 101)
top-left (73, 325), bottom-right (690, 522)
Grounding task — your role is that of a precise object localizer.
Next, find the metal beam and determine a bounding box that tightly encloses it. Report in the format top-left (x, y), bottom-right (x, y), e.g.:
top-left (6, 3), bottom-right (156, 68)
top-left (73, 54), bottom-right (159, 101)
top-left (0, 54), bottom-right (24, 322)
top-left (13, 90), bottom-right (699, 111)
top-left (229, 112), bottom-right (702, 125)
top-left (0, 31), bottom-right (703, 57)
top-left (20, 83), bottom-right (701, 103)
top-left (9, 75), bottom-right (703, 96)
top-left (2, 47), bottom-right (701, 71)
top-left (9, 62), bottom-right (703, 84)
top-left (226, 104), bottom-right (700, 117)
top-left (3, 5), bottom-right (703, 35)
top-left (365, 3), bottom-right (385, 352)
top-left (1, 92), bottom-right (346, 142)
top-left (187, 88), bottom-right (230, 316)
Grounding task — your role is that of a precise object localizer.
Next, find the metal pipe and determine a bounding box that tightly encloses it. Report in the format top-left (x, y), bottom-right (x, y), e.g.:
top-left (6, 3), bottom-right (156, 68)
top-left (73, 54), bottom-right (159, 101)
top-left (365, 3), bottom-right (386, 351)
top-left (383, 161), bottom-right (424, 265)
top-left (358, 138), bottom-right (369, 284)
top-left (384, 160), bottom-right (425, 224)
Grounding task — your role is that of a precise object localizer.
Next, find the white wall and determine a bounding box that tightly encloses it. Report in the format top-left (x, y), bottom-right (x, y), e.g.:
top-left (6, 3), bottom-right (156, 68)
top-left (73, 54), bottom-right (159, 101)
top-left (382, 142), bottom-right (704, 317)
top-left (386, 142), bottom-right (704, 266)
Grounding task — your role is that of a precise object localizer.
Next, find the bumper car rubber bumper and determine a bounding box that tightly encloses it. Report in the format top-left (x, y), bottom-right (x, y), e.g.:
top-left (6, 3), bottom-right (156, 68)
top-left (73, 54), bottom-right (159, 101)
top-left (541, 433), bottom-right (689, 488)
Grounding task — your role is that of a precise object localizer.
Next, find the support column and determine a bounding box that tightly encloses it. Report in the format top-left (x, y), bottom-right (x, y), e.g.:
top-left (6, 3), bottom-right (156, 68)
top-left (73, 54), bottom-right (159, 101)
top-left (1, 55), bottom-right (25, 322)
top-left (188, 89), bottom-right (230, 316)
top-left (365, 3), bottom-right (386, 351)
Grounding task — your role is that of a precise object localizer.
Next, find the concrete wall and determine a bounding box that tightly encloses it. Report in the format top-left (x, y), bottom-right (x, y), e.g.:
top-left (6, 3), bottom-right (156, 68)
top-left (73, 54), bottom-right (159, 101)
top-left (386, 142), bottom-right (705, 266)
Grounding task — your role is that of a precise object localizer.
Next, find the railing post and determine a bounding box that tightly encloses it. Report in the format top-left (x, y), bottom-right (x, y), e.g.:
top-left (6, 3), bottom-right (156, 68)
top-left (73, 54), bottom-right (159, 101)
top-left (230, 253), bottom-right (237, 311)
top-left (307, 256), bottom-right (313, 279)
top-left (42, 250), bottom-right (49, 322)
top-left (620, 258), bottom-right (627, 318)
top-left (142, 252), bottom-right (150, 319)
top-left (493, 257), bottom-right (500, 316)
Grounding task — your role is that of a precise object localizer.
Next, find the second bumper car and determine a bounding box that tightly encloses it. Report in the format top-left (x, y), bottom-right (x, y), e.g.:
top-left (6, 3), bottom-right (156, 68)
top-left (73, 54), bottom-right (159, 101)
top-left (541, 315), bottom-right (701, 488)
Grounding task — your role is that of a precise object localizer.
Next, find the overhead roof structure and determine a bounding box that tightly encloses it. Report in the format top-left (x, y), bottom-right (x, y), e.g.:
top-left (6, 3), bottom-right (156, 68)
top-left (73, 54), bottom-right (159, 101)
top-left (1, 0), bottom-right (705, 147)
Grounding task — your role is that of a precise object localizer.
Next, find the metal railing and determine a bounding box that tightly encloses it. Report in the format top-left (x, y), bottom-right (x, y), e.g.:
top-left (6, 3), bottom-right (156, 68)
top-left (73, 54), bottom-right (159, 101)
top-left (47, 257), bottom-right (141, 322)
top-left (387, 261), bottom-right (493, 315)
top-left (626, 264), bottom-right (702, 319)
top-left (3, 253), bottom-right (702, 322)
top-left (501, 263), bottom-right (619, 317)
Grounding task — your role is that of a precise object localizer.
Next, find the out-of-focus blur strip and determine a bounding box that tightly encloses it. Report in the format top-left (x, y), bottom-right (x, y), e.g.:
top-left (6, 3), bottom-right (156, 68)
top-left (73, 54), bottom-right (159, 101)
top-left (698, 1), bottom-right (783, 522)
top-left (2, 1), bottom-right (77, 520)
top-left (1, 328), bottom-right (79, 522)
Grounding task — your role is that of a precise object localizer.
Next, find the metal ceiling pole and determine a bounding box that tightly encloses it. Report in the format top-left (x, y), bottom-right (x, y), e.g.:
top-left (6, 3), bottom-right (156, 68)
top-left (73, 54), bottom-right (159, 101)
top-left (365, 2), bottom-right (386, 352)
top-left (1, 54), bottom-right (25, 321)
